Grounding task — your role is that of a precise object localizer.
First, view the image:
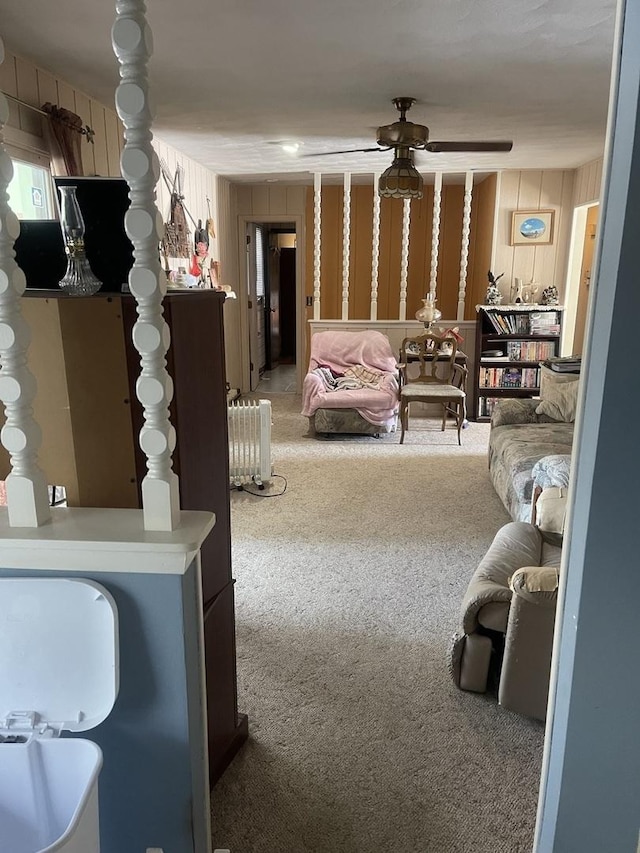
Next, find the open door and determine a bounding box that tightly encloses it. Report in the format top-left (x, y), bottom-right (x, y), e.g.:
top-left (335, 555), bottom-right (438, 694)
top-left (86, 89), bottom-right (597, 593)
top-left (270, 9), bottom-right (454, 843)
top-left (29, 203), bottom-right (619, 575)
top-left (572, 205), bottom-right (599, 355)
top-left (245, 223), bottom-right (261, 391)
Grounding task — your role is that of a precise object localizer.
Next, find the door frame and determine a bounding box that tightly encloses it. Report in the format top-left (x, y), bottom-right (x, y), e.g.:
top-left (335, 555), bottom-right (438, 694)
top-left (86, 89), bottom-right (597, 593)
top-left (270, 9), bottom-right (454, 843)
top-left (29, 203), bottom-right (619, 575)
top-left (237, 213), bottom-right (305, 394)
top-left (562, 201), bottom-right (599, 355)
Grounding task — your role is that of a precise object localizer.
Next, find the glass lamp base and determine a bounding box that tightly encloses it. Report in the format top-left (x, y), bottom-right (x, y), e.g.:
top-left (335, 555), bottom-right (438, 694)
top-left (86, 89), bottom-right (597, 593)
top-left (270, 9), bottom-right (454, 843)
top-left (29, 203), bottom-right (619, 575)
top-left (59, 256), bottom-right (103, 297)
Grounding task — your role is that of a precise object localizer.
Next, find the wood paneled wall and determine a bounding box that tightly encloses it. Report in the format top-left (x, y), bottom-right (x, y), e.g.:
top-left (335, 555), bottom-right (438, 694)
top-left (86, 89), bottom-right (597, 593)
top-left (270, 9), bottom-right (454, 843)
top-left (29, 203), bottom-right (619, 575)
top-left (235, 184), bottom-right (306, 217)
top-left (303, 177), bottom-right (496, 323)
top-left (153, 137), bottom-right (219, 262)
top-left (573, 158), bottom-right (604, 206)
top-left (465, 173), bottom-right (497, 319)
top-left (1, 47), bottom-right (219, 263)
top-left (493, 170), bottom-right (575, 302)
top-left (0, 47), bottom-right (123, 177)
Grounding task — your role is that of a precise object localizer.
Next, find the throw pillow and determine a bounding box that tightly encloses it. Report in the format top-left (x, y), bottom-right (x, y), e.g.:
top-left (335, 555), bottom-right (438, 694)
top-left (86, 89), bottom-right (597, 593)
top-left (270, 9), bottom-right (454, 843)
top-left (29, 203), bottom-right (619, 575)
top-left (539, 364), bottom-right (580, 399)
top-left (531, 454), bottom-right (572, 489)
top-left (536, 379), bottom-right (579, 422)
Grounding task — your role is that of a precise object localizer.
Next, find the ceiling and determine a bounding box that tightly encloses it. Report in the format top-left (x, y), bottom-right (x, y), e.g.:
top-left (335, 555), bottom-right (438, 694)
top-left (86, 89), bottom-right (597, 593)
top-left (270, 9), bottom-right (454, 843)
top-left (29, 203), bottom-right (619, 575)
top-left (0, 0), bottom-right (618, 184)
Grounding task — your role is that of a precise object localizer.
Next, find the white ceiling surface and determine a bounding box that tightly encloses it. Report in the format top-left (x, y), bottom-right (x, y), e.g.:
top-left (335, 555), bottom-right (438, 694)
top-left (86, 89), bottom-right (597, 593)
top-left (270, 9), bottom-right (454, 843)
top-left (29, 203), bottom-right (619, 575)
top-left (0, 0), bottom-right (617, 183)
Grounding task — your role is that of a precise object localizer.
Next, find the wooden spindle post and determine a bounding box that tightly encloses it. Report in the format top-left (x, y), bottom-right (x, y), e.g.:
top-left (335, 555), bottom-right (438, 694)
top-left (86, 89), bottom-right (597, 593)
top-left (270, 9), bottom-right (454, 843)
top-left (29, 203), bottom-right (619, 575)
top-left (429, 172), bottom-right (443, 300)
top-left (0, 35), bottom-right (51, 528)
top-left (370, 174), bottom-right (381, 320)
top-left (313, 172), bottom-right (321, 320)
top-left (399, 198), bottom-right (411, 320)
top-left (112, 0), bottom-right (180, 531)
top-left (457, 171), bottom-right (473, 321)
top-left (341, 172), bottom-right (351, 321)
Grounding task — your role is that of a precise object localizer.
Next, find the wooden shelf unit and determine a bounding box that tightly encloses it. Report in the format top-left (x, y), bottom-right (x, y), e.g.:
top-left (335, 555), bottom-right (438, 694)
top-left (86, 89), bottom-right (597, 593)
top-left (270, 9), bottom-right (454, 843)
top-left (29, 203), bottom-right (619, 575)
top-left (473, 304), bottom-right (564, 421)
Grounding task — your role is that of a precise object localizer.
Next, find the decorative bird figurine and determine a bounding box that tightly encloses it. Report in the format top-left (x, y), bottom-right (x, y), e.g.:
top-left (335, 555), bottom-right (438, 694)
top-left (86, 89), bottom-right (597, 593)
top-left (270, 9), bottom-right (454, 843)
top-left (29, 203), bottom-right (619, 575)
top-left (486, 270), bottom-right (505, 305)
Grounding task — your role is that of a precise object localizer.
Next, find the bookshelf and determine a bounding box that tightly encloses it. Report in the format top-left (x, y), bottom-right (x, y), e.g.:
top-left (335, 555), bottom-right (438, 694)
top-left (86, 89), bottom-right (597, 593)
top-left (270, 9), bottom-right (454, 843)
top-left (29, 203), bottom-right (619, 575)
top-left (474, 304), bottom-right (564, 420)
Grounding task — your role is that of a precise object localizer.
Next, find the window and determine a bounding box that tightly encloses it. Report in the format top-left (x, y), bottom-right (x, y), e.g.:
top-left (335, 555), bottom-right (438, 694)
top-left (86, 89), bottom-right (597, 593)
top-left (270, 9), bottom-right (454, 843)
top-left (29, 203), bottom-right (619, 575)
top-left (7, 154), bottom-right (55, 220)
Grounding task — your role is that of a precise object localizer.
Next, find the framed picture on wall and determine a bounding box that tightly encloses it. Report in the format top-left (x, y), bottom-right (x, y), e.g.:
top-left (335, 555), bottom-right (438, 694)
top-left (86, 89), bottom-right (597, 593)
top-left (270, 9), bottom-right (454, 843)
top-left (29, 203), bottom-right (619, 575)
top-left (510, 209), bottom-right (555, 246)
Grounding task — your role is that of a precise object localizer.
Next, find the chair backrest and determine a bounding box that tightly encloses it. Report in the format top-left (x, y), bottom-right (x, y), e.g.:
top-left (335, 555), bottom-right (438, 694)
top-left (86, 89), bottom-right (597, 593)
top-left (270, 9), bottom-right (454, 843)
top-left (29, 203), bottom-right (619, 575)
top-left (309, 330), bottom-right (397, 375)
top-left (400, 332), bottom-right (458, 385)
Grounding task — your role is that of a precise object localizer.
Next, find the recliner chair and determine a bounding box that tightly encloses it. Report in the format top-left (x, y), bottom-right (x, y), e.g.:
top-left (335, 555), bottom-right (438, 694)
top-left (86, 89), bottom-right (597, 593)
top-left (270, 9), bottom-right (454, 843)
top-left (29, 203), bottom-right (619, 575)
top-left (449, 521), bottom-right (561, 721)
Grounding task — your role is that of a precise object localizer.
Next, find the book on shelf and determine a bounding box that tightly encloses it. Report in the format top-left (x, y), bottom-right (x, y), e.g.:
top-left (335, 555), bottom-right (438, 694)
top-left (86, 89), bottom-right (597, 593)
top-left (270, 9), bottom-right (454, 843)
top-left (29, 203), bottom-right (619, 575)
top-left (543, 356), bottom-right (582, 373)
top-left (530, 311), bottom-right (560, 336)
top-left (480, 366), bottom-right (540, 389)
top-left (478, 396), bottom-right (501, 418)
top-left (483, 308), bottom-right (558, 336)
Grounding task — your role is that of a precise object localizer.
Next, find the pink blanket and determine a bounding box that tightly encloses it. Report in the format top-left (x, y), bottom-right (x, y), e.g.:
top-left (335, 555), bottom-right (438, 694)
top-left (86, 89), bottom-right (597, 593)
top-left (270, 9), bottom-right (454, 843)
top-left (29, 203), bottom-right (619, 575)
top-left (301, 330), bottom-right (399, 427)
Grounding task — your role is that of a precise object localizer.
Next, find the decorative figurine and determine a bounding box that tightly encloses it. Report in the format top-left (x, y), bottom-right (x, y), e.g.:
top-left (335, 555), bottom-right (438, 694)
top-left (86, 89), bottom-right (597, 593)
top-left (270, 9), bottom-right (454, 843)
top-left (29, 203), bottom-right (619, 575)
top-left (541, 284), bottom-right (559, 305)
top-left (486, 270), bottom-right (504, 305)
top-left (511, 277), bottom-right (524, 303)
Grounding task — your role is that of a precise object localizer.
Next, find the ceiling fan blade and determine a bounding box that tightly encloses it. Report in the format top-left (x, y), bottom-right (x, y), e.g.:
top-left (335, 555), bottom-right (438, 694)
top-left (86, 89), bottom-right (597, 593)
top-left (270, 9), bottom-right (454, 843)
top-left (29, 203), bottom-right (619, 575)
top-left (425, 140), bottom-right (513, 153)
top-left (301, 146), bottom-right (392, 157)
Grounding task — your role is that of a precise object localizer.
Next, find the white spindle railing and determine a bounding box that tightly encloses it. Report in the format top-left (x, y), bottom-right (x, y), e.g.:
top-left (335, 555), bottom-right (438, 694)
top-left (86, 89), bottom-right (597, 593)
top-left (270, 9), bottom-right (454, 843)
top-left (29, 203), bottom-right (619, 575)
top-left (0, 36), bottom-right (51, 528)
top-left (341, 172), bottom-right (351, 320)
top-left (370, 174), bottom-right (381, 320)
top-left (457, 171), bottom-right (473, 321)
top-left (112, 0), bottom-right (180, 531)
top-left (429, 172), bottom-right (443, 300)
top-left (399, 198), bottom-right (411, 321)
top-left (313, 172), bottom-right (321, 320)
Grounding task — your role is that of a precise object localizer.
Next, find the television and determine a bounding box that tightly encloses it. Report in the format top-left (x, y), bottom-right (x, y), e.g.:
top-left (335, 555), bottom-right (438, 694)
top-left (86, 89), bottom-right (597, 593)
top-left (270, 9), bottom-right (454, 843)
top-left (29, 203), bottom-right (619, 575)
top-left (13, 177), bottom-right (134, 293)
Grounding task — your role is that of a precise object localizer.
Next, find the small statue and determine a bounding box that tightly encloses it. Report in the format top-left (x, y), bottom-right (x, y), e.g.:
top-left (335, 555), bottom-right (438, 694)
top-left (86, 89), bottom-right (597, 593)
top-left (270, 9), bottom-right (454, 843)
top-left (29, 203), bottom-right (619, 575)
top-left (541, 284), bottom-right (559, 305)
top-left (511, 277), bottom-right (524, 304)
top-left (486, 270), bottom-right (504, 306)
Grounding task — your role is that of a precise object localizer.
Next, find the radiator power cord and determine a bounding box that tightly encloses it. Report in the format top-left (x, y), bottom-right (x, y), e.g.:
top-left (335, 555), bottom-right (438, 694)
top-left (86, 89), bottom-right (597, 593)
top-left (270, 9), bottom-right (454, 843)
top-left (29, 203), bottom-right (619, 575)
top-left (231, 474), bottom-right (287, 498)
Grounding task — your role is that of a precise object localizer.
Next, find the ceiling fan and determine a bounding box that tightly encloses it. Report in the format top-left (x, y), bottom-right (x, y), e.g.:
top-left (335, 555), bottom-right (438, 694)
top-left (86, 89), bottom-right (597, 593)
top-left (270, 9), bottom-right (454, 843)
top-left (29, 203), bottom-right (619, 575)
top-left (303, 97), bottom-right (513, 199)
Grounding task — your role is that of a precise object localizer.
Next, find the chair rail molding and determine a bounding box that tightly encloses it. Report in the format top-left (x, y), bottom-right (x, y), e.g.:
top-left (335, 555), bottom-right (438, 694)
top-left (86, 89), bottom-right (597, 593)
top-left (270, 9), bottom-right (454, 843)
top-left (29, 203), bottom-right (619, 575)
top-left (112, 0), bottom-right (180, 531)
top-left (0, 35), bottom-right (51, 527)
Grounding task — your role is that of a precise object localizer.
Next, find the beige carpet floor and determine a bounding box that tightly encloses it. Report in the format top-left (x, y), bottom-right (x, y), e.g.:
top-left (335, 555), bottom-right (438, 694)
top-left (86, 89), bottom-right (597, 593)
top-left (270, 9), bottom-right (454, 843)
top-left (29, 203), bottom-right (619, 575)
top-left (211, 395), bottom-right (544, 853)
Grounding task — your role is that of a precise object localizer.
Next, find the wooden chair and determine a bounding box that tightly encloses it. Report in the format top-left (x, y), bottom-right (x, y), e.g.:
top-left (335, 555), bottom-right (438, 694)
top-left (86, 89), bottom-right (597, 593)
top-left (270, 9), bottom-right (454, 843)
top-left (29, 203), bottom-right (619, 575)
top-left (398, 332), bottom-right (468, 444)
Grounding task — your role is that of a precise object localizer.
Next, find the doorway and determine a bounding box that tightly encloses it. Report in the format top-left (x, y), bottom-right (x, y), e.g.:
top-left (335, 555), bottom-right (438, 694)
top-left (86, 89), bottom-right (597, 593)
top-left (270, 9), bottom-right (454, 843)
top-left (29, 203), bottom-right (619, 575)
top-left (244, 220), bottom-right (298, 392)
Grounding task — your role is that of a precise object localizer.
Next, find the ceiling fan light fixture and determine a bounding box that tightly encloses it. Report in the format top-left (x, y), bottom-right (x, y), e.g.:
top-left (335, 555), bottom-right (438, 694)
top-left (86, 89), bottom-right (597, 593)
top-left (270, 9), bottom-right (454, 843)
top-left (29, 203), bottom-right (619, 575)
top-left (378, 155), bottom-right (423, 199)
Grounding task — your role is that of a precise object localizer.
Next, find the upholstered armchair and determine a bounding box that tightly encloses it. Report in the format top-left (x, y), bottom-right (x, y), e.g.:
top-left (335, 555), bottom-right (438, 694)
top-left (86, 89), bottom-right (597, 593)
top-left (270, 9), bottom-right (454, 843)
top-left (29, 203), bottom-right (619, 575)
top-left (450, 521), bottom-right (561, 721)
top-left (301, 330), bottom-right (399, 435)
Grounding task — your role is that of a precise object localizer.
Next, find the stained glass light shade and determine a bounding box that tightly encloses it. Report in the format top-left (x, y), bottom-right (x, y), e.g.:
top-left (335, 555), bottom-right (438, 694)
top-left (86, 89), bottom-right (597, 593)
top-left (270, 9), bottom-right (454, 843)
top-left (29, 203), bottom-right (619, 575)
top-left (378, 152), bottom-right (423, 199)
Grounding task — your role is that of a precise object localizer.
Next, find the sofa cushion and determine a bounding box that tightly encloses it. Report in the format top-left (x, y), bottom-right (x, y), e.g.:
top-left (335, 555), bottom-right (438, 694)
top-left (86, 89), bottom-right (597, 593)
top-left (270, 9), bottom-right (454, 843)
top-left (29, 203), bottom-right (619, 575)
top-left (536, 379), bottom-right (579, 422)
top-left (489, 421), bottom-right (574, 521)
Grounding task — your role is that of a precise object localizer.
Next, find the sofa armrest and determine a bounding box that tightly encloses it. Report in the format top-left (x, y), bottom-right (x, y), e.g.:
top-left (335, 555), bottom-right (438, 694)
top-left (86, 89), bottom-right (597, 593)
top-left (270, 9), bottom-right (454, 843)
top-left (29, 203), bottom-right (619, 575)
top-left (509, 565), bottom-right (559, 602)
top-left (490, 398), bottom-right (541, 428)
top-left (498, 566), bottom-right (558, 720)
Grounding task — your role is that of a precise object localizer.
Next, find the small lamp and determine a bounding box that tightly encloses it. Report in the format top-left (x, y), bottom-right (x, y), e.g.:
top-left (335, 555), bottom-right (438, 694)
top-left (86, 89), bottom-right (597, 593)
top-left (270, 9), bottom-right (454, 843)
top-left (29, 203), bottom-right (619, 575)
top-left (415, 293), bottom-right (442, 330)
top-left (378, 148), bottom-right (423, 199)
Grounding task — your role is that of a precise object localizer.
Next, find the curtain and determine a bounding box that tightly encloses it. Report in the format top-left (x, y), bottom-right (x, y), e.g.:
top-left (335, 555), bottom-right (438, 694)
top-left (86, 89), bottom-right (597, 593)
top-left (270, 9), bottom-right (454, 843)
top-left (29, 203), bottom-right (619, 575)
top-left (41, 103), bottom-right (84, 176)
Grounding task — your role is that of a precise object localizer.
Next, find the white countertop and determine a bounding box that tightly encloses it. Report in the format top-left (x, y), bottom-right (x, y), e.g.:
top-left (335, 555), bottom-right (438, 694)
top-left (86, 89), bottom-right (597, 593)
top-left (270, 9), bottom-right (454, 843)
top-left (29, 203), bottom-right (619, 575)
top-left (0, 507), bottom-right (216, 574)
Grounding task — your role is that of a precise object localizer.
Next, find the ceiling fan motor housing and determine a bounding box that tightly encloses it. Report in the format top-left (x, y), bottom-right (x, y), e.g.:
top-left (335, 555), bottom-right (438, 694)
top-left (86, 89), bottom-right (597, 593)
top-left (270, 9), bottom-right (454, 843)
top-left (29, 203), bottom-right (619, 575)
top-left (376, 121), bottom-right (429, 148)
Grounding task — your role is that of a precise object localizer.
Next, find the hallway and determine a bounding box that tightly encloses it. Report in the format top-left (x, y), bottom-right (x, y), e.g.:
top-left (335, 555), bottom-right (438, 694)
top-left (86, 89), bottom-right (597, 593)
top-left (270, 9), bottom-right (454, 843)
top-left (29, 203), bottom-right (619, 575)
top-left (256, 364), bottom-right (297, 393)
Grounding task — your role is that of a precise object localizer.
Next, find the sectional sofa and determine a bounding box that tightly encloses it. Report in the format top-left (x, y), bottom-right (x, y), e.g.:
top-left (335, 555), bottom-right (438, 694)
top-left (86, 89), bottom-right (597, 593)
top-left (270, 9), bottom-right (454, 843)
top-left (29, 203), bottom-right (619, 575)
top-left (488, 369), bottom-right (580, 521)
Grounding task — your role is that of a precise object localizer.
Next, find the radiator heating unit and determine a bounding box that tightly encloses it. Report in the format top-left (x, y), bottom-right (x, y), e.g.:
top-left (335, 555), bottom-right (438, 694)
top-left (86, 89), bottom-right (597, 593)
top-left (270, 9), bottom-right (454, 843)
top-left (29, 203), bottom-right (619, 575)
top-left (228, 399), bottom-right (272, 488)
